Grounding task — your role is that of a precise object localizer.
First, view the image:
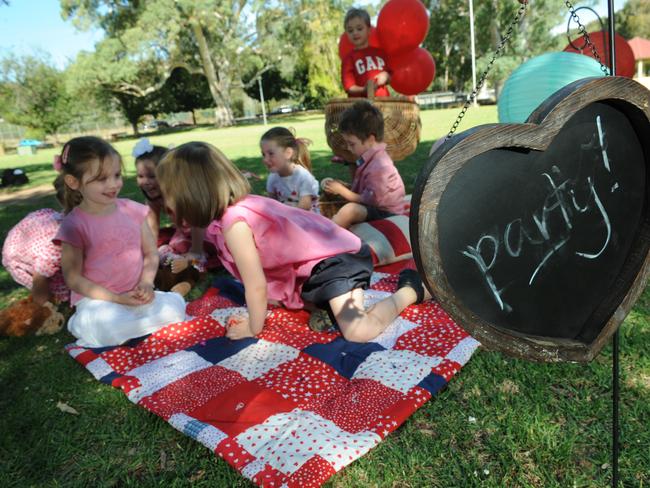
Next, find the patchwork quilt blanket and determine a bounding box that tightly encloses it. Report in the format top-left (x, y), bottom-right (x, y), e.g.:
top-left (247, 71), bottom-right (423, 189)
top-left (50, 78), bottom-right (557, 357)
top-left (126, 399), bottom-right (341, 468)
top-left (67, 268), bottom-right (480, 487)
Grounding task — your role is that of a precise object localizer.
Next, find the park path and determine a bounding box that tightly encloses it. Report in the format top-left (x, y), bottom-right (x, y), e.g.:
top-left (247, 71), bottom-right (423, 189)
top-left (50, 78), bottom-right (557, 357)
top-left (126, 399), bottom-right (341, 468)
top-left (0, 184), bottom-right (54, 206)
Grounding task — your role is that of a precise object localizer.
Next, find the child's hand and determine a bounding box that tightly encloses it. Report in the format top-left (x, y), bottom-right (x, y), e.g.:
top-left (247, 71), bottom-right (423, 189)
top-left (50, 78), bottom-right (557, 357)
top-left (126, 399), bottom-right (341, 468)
top-left (374, 71), bottom-right (390, 87)
top-left (115, 292), bottom-right (146, 306)
top-left (323, 179), bottom-right (346, 196)
top-left (225, 314), bottom-right (255, 340)
top-left (132, 282), bottom-right (155, 304)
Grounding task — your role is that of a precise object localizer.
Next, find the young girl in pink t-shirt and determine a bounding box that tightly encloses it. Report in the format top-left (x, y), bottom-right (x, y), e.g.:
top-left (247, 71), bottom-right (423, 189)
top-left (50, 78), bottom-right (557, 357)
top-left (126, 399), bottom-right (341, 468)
top-left (54, 136), bottom-right (186, 347)
top-left (156, 141), bottom-right (428, 342)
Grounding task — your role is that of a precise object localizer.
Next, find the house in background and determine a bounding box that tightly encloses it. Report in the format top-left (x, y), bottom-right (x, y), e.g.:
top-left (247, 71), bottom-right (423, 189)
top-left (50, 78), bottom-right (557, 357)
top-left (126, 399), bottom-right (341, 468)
top-left (629, 37), bottom-right (650, 89)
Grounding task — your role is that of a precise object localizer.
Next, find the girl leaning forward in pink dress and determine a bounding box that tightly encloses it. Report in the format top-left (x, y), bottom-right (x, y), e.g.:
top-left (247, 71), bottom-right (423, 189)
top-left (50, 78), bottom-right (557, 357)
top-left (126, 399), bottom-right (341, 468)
top-left (156, 141), bottom-right (428, 342)
top-left (54, 136), bottom-right (186, 348)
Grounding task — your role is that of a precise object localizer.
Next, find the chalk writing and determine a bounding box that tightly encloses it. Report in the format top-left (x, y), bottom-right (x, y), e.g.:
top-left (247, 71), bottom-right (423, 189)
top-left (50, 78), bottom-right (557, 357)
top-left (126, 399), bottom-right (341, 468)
top-left (461, 116), bottom-right (615, 313)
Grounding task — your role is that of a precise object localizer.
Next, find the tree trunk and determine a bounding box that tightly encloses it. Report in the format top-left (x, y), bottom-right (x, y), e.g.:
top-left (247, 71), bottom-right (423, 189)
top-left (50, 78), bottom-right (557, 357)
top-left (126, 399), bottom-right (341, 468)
top-left (191, 109), bottom-right (196, 125)
top-left (189, 17), bottom-right (234, 127)
top-left (131, 121), bottom-right (139, 136)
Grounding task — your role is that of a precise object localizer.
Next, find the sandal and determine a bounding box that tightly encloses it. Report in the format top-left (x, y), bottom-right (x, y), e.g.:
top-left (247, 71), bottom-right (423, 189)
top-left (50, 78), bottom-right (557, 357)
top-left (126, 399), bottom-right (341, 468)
top-left (397, 269), bottom-right (426, 304)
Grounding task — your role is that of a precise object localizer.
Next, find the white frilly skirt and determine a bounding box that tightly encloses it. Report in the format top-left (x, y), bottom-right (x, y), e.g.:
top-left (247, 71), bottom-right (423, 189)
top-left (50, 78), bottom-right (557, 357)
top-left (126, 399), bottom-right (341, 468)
top-left (67, 291), bottom-right (186, 348)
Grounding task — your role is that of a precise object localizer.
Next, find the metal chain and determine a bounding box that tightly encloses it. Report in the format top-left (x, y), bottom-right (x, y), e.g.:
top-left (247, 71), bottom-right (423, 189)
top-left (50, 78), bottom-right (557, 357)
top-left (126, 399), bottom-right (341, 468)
top-left (446, 2), bottom-right (528, 139)
top-left (564, 0), bottom-right (611, 76)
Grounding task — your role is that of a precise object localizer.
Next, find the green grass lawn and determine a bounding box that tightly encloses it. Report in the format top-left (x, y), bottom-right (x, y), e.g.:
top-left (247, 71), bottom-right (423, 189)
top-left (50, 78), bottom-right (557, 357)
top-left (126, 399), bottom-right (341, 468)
top-left (1, 107), bottom-right (648, 487)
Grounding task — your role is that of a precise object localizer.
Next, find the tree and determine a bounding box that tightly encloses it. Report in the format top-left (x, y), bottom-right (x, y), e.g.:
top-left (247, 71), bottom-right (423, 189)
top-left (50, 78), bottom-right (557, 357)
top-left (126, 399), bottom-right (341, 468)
top-left (0, 54), bottom-right (74, 139)
top-left (62, 0), bottom-right (295, 127)
top-left (65, 38), bottom-right (167, 135)
top-left (242, 66), bottom-right (289, 103)
top-left (154, 68), bottom-right (213, 124)
top-left (618, 0), bottom-right (650, 39)
top-left (425, 0), bottom-right (570, 95)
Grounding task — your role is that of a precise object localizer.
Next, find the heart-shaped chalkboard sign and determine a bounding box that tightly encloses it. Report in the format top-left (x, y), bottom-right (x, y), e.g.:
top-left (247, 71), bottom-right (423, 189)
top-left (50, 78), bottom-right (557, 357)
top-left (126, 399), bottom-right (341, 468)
top-left (411, 77), bottom-right (650, 362)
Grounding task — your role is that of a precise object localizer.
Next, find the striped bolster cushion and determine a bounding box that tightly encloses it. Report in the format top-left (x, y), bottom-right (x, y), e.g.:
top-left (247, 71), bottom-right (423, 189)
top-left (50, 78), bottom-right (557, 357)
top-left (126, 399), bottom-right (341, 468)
top-left (349, 215), bottom-right (412, 266)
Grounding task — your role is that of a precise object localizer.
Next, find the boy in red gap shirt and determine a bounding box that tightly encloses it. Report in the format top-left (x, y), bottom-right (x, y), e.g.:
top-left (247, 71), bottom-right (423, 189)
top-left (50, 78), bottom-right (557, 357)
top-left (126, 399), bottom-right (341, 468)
top-left (341, 8), bottom-right (391, 98)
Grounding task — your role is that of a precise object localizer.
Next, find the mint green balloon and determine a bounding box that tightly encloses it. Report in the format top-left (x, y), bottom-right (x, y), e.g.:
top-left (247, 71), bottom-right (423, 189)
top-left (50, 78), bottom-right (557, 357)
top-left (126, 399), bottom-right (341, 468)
top-left (498, 52), bottom-right (606, 123)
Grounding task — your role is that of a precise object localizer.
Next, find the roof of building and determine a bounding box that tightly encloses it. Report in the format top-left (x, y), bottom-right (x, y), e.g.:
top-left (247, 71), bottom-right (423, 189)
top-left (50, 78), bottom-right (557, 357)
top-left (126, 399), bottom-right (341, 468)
top-left (629, 37), bottom-right (650, 60)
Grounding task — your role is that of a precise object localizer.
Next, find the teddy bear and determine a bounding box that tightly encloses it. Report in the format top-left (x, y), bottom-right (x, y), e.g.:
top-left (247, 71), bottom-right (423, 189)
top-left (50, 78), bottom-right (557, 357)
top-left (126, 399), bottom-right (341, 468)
top-left (0, 296), bottom-right (65, 337)
top-left (154, 254), bottom-right (205, 297)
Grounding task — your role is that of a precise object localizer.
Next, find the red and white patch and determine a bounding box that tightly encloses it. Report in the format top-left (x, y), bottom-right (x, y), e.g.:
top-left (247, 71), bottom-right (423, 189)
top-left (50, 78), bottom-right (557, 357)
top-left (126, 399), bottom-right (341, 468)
top-left (308, 378), bottom-right (406, 433)
top-left (101, 316), bottom-right (223, 374)
top-left (235, 410), bottom-right (380, 474)
top-left (139, 365), bottom-right (246, 419)
top-left (254, 353), bottom-right (347, 408)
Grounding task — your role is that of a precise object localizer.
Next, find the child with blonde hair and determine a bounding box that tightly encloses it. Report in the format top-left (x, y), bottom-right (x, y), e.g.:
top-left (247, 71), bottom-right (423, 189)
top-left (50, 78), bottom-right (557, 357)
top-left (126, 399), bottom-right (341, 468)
top-left (54, 136), bottom-right (185, 347)
top-left (156, 141), bottom-right (427, 342)
top-left (260, 127), bottom-right (319, 212)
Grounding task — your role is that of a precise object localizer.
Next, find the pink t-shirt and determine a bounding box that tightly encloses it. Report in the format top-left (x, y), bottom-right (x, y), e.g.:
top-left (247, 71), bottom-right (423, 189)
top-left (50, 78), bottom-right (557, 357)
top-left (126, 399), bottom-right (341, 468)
top-left (206, 195), bottom-right (361, 309)
top-left (2, 208), bottom-right (70, 302)
top-left (351, 143), bottom-right (406, 215)
top-left (54, 199), bottom-right (149, 305)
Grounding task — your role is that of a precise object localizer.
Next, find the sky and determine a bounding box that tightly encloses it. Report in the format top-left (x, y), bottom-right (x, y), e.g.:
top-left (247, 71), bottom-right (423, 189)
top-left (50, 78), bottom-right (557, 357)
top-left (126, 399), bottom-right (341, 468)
top-left (0, 0), bottom-right (629, 70)
top-left (0, 0), bottom-right (103, 69)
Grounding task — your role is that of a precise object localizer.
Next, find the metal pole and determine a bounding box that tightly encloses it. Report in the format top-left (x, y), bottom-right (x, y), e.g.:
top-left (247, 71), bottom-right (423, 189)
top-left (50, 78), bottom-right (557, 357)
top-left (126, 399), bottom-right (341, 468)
top-left (258, 76), bottom-right (267, 126)
top-left (469, 0), bottom-right (477, 106)
top-left (605, 2), bottom-right (618, 485)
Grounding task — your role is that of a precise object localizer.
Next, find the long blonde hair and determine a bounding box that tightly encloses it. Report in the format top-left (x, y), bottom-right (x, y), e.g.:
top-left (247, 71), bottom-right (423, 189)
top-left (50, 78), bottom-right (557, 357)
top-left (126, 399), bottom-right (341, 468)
top-left (260, 127), bottom-right (313, 172)
top-left (156, 141), bottom-right (250, 227)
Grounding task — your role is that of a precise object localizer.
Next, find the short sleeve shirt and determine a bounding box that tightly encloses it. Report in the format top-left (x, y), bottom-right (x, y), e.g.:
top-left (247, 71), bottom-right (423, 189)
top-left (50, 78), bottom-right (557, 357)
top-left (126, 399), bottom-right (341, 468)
top-left (54, 199), bottom-right (149, 305)
top-left (266, 165), bottom-right (320, 213)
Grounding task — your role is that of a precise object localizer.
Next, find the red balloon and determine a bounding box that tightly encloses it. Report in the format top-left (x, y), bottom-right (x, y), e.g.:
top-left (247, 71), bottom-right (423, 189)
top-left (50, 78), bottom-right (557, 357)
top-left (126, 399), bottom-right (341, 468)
top-left (563, 32), bottom-right (635, 78)
top-left (369, 26), bottom-right (382, 49)
top-left (338, 32), bottom-right (354, 60)
top-left (338, 27), bottom-right (383, 60)
top-left (377, 0), bottom-right (429, 55)
top-left (389, 47), bottom-right (436, 95)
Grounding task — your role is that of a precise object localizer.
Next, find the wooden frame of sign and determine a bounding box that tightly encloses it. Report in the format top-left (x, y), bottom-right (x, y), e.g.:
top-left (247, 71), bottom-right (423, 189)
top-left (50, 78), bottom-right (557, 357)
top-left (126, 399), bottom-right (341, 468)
top-left (410, 76), bottom-right (650, 362)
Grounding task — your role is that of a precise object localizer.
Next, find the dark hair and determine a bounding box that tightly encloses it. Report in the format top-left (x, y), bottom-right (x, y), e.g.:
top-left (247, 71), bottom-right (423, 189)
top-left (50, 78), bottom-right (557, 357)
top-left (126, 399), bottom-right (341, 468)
top-left (53, 174), bottom-right (66, 209)
top-left (338, 100), bottom-right (384, 142)
top-left (134, 144), bottom-right (167, 202)
top-left (135, 146), bottom-right (167, 167)
top-left (344, 8), bottom-right (371, 28)
top-left (57, 136), bottom-right (122, 213)
top-left (260, 127), bottom-right (313, 172)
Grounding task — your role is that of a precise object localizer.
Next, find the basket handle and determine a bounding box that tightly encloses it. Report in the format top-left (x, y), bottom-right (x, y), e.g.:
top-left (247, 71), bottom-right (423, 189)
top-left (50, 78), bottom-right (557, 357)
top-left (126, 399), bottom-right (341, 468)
top-left (365, 79), bottom-right (376, 101)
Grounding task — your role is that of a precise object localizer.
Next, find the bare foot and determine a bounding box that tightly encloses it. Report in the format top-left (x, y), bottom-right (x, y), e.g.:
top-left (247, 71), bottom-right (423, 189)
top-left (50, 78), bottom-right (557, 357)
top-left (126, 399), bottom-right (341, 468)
top-left (171, 258), bottom-right (189, 274)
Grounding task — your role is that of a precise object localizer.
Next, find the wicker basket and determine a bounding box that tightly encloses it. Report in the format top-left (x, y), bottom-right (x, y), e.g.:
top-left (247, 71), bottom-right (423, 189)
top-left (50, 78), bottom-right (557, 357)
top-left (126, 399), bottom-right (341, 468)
top-left (324, 95), bottom-right (421, 162)
top-left (318, 192), bottom-right (348, 219)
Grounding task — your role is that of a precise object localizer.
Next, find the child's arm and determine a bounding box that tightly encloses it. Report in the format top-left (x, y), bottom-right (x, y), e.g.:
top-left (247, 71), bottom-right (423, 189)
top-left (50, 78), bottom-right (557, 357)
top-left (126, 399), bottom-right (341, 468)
top-left (323, 179), bottom-right (362, 203)
top-left (146, 205), bottom-right (161, 239)
top-left (297, 195), bottom-right (314, 210)
top-left (189, 227), bottom-right (205, 256)
top-left (224, 220), bottom-right (268, 339)
top-left (60, 243), bottom-right (142, 305)
top-left (170, 227), bottom-right (206, 274)
top-left (31, 273), bottom-right (51, 305)
top-left (132, 220), bottom-right (158, 304)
